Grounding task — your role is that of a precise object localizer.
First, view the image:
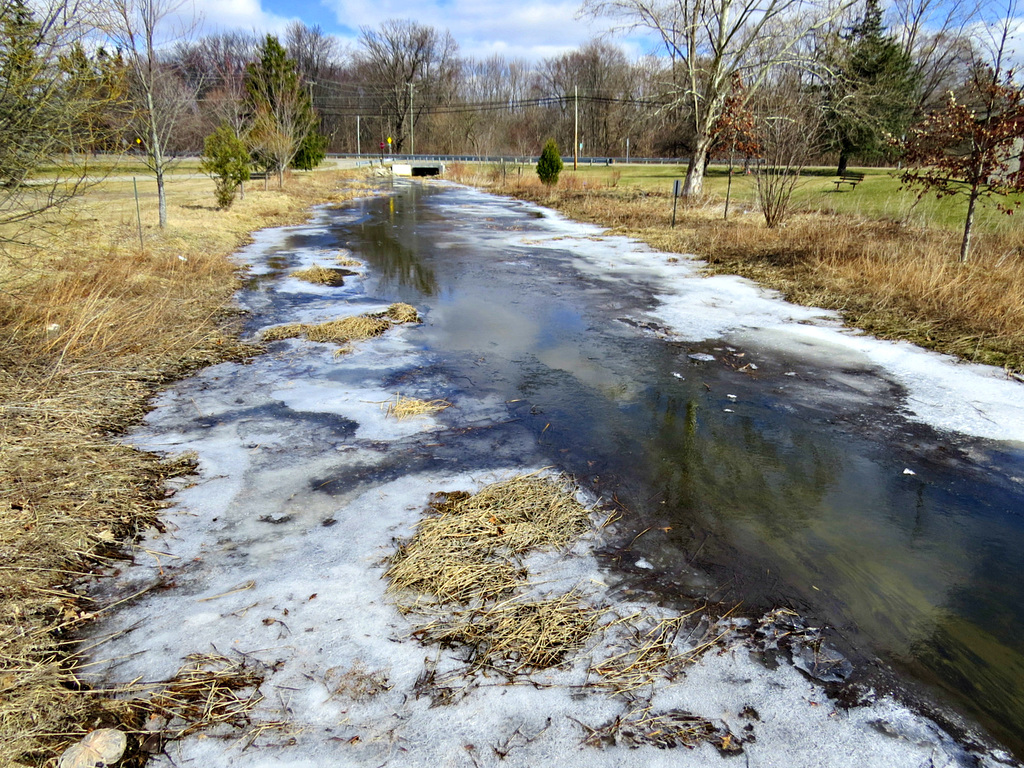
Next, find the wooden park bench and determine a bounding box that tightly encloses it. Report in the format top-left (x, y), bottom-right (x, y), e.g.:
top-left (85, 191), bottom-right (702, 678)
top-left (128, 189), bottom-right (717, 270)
top-left (833, 171), bottom-right (865, 190)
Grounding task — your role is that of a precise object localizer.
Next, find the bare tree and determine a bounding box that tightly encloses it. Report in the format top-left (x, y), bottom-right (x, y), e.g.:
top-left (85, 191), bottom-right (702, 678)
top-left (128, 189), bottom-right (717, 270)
top-left (101, 0), bottom-right (199, 228)
top-left (585, 0), bottom-right (856, 196)
top-left (753, 71), bottom-right (823, 227)
top-left (171, 31), bottom-right (257, 135)
top-left (890, 0), bottom-right (980, 114)
top-left (354, 19), bottom-right (459, 153)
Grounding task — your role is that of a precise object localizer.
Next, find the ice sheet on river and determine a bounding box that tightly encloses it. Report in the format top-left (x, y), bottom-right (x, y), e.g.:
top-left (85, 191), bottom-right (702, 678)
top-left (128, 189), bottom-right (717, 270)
top-left (84, 191), bottom-right (1022, 767)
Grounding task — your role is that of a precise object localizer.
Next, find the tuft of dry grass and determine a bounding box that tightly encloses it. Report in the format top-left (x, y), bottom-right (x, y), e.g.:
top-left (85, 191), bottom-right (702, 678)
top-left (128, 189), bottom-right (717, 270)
top-left (387, 477), bottom-right (592, 603)
top-left (413, 592), bottom-right (599, 673)
top-left (305, 316), bottom-right (391, 344)
top-left (334, 252), bottom-right (362, 267)
top-left (578, 705), bottom-right (743, 752)
top-left (260, 303), bottom-right (419, 350)
top-left (590, 609), bottom-right (733, 695)
top-left (386, 475), bottom-right (596, 672)
top-left (382, 302), bottom-right (420, 324)
top-left (384, 394), bottom-right (451, 420)
top-left (290, 263), bottom-right (348, 286)
top-left (0, 167), bottom-right (375, 766)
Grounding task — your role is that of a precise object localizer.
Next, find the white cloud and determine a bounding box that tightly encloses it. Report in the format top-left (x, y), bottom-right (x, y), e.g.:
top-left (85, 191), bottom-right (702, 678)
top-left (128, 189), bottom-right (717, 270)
top-left (191, 0), bottom-right (299, 37)
top-left (325, 0), bottom-right (604, 60)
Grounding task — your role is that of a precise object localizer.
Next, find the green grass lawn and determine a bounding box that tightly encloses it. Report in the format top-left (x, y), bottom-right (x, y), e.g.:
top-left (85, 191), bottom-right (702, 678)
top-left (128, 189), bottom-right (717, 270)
top-left (558, 163), bottom-right (1021, 235)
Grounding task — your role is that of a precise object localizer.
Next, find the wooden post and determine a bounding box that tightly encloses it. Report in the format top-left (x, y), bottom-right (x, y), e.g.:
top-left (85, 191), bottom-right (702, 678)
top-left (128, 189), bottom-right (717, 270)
top-left (133, 177), bottom-right (144, 250)
top-left (671, 179), bottom-right (681, 227)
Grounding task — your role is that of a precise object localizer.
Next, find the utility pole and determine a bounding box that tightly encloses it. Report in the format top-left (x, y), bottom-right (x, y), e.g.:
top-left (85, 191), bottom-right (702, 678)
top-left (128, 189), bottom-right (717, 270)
top-left (574, 85), bottom-right (578, 171)
top-left (356, 115), bottom-right (361, 156)
top-left (408, 82), bottom-right (414, 156)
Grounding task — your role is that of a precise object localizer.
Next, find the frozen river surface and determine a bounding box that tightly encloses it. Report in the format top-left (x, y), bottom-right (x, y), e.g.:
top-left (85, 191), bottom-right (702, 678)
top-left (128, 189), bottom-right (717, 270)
top-left (87, 182), bottom-right (1024, 766)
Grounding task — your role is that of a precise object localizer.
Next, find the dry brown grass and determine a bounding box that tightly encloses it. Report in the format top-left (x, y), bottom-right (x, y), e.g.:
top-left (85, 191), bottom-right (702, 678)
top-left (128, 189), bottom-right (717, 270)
top-left (0, 167), bottom-right (374, 766)
top-left (387, 476), bottom-right (596, 672)
top-left (578, 705), bottom-right (743, 752)
top-left (290, 263), bottom-right (348, 286)
top-left (260, 303), bottom-right (419, 351)
top-left (413, 592), bottom-right (599, 674)
top-left (334, 252), bottom-right (362, 267)
top-left (383, 394), bottom-right (451, 420)
top-left (452, 168), bottom-right (1024, 375)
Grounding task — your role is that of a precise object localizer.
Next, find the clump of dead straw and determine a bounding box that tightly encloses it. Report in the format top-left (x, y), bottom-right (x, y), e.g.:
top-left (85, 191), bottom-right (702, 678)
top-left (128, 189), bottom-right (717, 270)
top-left (387, 475), bottom-right (596, 673)
top-left (387, 476), bottom-right (591, 604)
top-left (384, 394), bottom-right (451, 420)
top-left (579, 705), bottom-right (743, 752)
top-left (413, 592), bottom-right (598, 673)
top-left (260, 303), bottom-right (420, 349)
top-left (590, 609), bottom-right (734, 695)
top-left (290, 263), bottom-right (348, 286)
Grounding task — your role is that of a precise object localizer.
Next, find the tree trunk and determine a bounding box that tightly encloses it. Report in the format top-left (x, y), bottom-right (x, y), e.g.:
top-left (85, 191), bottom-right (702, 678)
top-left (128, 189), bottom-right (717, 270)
top-left (960, 187), bottom-right (979, 263)
top-left (146, 90), bottom-right (167, 229)
top-left (156, 167), bottom-right (166, 229)
top-left (682, 141), bottom-right (710, 197)
top-left (837, 149), bottom-right (849, 175)
top-left (278, 166), bottom-right (284, 189)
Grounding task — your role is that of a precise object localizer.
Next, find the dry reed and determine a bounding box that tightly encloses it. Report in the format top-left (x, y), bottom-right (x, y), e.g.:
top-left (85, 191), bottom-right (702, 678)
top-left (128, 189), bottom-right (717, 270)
top-left (579, 705), bottom-right (742, 752)
top-left (387, 476), bottom-right (597, 673)
top-left (413, 592), bottom-right (598, 673)
top-left (590, 609), bottom-right (734, 695)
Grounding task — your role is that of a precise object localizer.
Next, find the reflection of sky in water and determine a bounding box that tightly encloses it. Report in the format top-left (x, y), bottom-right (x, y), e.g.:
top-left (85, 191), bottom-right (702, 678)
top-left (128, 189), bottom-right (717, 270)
top-left (329, 183), bottom-right (1024, 755)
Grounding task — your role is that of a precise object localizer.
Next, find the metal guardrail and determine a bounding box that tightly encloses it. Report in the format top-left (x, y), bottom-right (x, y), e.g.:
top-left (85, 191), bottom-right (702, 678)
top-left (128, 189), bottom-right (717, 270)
top-left (331, 153), bottom-right (693, 166)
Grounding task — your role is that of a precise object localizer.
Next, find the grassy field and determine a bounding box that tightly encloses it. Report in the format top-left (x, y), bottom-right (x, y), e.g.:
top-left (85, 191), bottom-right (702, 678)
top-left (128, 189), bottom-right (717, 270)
top-left (452, 162), bottom-right (1024, 376)
top-left (0, 166), bottom-right (376, 766)
top-left (527, 163), bottom-right (1022, 234)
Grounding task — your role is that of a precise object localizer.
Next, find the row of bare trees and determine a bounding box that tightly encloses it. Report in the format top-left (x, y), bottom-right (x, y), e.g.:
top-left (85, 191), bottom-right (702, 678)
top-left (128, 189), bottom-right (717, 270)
top-left (2, 0), bottom-right (1021, 250)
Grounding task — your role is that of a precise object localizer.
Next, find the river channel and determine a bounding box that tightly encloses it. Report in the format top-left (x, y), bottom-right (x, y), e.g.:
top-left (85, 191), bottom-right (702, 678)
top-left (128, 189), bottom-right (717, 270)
top-left (98, 180), bottom-right (1024, 763)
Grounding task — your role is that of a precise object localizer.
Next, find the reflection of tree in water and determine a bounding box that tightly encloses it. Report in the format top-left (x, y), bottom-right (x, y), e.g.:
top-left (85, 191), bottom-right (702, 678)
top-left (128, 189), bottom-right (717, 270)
top-left (355, 193), bottom-right (438, 295)
top-left (646, 392), bottom-right (839, 540)
top-left (910, 612), bottom-right (1024, 757)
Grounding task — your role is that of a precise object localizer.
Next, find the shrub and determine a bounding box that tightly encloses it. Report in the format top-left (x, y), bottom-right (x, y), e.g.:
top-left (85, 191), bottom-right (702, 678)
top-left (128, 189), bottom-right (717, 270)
top-left (201, 123), bottom-right (251, 209)
top-left (537, 139), bottom-right (563, 186)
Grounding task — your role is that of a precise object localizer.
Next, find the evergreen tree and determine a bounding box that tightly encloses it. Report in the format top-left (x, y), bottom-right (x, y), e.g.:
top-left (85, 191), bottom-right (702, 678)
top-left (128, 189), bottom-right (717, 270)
top-left (292, 130), bottom-right (327, 171)
top-left (536, 139), bottom-right (563, 186)
top-left (823, 0), bottom-right (918, 173)
top-left (244, 35), bottom-right (325, 187)
top-left (201, 122), bottom-right (250, 209)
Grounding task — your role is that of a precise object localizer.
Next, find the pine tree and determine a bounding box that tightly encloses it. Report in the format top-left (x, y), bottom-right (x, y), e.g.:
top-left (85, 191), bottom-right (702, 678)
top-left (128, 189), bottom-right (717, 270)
top-left (823, 0), bottom-right (918, 173)
top-left (536, 139), bottom-right (563, 186)
top-left (244, 35), bottom-right (325, 187)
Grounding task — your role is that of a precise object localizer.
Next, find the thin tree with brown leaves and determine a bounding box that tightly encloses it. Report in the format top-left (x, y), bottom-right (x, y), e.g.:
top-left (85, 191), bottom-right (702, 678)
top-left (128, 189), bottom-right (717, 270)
top-left (898, 5), bottom-right (1024, 263)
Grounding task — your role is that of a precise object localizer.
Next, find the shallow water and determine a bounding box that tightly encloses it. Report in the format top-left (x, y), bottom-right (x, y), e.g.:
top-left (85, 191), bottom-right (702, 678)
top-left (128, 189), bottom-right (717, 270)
top-left (298, 182), bottom-right (1024, 755)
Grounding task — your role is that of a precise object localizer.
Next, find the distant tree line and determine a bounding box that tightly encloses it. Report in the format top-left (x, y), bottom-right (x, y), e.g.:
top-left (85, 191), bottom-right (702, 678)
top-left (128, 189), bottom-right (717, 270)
top-left (1, 0), bottom-right (1021, 246)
